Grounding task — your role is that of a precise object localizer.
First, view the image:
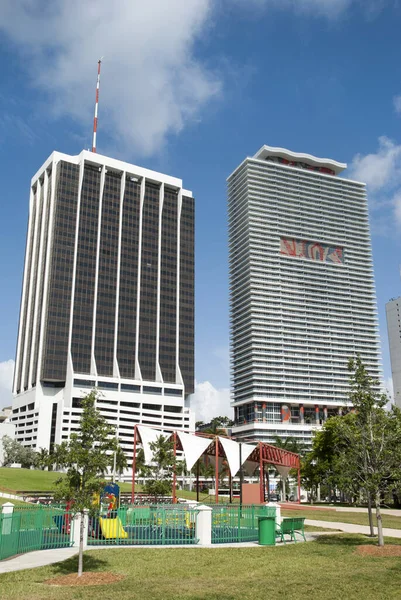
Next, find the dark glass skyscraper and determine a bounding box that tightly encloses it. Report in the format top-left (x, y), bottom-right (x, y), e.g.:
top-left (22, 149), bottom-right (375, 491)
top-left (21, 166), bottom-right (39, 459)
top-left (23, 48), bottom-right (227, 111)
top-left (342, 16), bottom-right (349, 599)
top-left (11, 150), bottom-right (195, 464)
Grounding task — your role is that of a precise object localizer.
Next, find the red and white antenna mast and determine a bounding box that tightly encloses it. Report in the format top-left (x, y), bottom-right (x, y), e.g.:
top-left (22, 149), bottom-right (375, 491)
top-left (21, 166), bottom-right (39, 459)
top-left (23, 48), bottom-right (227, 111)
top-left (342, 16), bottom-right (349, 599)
top-left (92, 58), bottom-right (103, 153)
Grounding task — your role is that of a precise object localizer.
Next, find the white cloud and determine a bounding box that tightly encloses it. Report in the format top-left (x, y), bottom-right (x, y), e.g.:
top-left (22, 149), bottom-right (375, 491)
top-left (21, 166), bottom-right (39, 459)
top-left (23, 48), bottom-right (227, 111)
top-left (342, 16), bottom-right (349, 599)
top-left (190, 381), bottom-right (232, 423)
top-left (349, 136), bottom-right (401, 192)
top-left (349, 137), bottom-right (401, 232)
top-left (0, 360), bottom-right (14, 409)
top-left (0, 0), bottom-right (220, 157)
top-left (0, 0), bottom-right (381, 158)
top-left (394, 95), bottom-right (401, 115)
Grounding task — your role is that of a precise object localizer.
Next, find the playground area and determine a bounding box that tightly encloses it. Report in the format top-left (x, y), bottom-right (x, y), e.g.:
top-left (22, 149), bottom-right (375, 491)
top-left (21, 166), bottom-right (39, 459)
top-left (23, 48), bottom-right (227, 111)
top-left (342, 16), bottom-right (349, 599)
top-left (1, 495), bottom-right (308, 562)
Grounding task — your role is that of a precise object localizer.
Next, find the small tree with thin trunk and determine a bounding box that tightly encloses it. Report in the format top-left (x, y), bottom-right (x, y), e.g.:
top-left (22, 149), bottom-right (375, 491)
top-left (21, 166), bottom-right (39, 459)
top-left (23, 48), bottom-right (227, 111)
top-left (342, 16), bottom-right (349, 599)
top-left (141, 435), bottom-right (176, 498)
top-left (53, 390), bottom-right (123, 576)
top-left (344, 356), bottom-right (401, 546)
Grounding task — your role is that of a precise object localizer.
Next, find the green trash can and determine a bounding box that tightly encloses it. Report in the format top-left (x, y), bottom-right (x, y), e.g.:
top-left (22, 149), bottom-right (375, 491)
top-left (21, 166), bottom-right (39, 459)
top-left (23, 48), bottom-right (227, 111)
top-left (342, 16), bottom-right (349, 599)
top-left (258, 516), bottom-right (276, 546)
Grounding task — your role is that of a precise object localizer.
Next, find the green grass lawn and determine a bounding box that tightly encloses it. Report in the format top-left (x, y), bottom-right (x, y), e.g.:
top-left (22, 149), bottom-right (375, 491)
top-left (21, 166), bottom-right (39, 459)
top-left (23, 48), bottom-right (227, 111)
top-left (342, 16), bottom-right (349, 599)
top-left (281, 507), bottom-right (401, 530)
top-left (0, 498), bottom-right (28, 507)
top-left (0, 468), bottom-right (62, 493)
top-left (0, 468), bottom-right (217, 502)
top-left (1, 535), bottom-right (401, 599)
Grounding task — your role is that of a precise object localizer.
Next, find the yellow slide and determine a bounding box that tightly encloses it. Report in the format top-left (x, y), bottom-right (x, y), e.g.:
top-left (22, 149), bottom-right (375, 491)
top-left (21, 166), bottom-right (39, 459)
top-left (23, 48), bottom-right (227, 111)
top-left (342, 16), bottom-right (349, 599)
top-left (99, 517), bottom-right (128, 539)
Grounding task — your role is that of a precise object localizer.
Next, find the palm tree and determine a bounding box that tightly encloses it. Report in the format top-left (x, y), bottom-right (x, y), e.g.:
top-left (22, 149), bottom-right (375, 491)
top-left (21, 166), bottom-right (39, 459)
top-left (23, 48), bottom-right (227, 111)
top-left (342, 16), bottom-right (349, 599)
top-left (272, 436), bottom-right (306, 456)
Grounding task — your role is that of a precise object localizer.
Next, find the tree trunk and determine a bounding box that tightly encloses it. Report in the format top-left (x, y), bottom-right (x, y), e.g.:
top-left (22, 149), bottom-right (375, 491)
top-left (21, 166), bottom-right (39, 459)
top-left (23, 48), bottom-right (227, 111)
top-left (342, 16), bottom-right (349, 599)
top-left (367, 493), bottom-right (375, 537)
top-left (78, 511), bottom-right (84, 576)
top-left (375, 493), bottom-right (384, 547)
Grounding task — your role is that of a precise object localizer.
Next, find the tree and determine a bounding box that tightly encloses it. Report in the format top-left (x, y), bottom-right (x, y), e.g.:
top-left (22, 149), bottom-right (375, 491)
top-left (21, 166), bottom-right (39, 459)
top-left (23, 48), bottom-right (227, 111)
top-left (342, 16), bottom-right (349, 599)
top-left (307, 356), bottom-right (401, 546)
top-left (307, 414), bottom-right (359, 503)
top-left (114, 446), bottom-right (128, 481)
top-left (141, 435), bottom-right (176, 497)
top-left (272, 436), bottom-right (306, 456)
top-left (200, 416), bottom-right (234, 435)
top-left (343, 356), bottom-right (401, 546)
top-left (1, 436), bottom-right (38, 468)
top-left (300, 453), bottom-right (320, 504)
top-left (36, 448), bottom-right (50, 470)
top-left (53, 390), bottom-right (123, 576)
top-left (49, 441), bottom-right (69, 471)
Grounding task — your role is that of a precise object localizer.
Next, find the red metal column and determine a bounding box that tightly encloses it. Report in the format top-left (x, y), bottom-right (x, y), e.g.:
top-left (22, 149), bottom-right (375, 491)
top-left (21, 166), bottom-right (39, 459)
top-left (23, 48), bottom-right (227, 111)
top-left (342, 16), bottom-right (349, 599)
top-left (173, 431), bottom-right (177, 504)
top-left (131, 425), bottom-right (137, 503)
top-left (259, 443), bottom-right (264, 504)
top-left (215, 437), bottom-right (219, 504)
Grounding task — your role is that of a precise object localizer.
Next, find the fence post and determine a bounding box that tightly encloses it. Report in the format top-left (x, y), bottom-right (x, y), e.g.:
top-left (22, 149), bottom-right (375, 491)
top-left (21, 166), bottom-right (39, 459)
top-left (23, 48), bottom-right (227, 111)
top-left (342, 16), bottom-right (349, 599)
top-left (71, 510), bottom-right (89, 549)
top-left (1, 502), bottom-right (14, 535)
top-left (195, 504), bottom-right (212, 546)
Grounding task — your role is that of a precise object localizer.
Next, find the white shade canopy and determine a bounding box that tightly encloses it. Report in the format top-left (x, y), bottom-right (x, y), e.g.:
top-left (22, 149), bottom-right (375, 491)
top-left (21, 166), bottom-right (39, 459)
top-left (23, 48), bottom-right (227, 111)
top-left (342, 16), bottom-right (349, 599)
top-left (176, 431), bottom-right (213, 472)
top-left (219, 437), bottom-right (257, 476)
top-left (134, 426), bottom-right (291, 476)
top-left (136, 425), bottom-right (161, 465)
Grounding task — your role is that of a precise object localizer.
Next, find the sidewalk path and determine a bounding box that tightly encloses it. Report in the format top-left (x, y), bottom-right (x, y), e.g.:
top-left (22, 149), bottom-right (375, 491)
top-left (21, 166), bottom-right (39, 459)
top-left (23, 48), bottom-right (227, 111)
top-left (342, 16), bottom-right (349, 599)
top-left (0, 547), bottom-right (78, 574)
top-left (306, 519), bottom-right (401, 538)
top-left (333, 507), bottom-right (401, 517)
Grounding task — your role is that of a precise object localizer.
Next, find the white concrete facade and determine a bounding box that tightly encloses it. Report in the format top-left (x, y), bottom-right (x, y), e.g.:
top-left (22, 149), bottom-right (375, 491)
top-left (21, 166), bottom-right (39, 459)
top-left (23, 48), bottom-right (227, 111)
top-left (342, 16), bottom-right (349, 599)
top-left (228, 145), bottom-right (382, 447)
top-left (11, 150), bottom-right (195, 468)
top-left (386, 297), bottom-right (401, 407)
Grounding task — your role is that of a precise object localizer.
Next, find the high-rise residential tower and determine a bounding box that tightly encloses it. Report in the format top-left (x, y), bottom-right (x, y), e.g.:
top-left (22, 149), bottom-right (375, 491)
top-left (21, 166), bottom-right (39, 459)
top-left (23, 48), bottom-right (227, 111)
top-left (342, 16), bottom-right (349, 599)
top-left (228, 145), bottom-right (382, 446)
top-left (11, 150), bottom-right (194, 463)
top-left (386, 297), bottom-right (401, 407)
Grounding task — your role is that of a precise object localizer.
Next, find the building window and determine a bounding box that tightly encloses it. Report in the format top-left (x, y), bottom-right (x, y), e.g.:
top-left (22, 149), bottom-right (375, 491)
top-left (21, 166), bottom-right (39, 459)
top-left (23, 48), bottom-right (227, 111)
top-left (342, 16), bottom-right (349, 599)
top-left (121, 384), bottom-right (141, 393)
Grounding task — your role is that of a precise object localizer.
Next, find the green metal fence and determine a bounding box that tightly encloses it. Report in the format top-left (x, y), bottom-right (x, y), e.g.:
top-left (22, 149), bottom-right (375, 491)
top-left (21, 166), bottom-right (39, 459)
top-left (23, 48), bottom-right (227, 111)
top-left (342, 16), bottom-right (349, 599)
top-left (211, 504), bottom-right (276, 543)
top-left (87, 505), bottom-right (199, 546)
top-left (0, 507), bottom-right (74, 560)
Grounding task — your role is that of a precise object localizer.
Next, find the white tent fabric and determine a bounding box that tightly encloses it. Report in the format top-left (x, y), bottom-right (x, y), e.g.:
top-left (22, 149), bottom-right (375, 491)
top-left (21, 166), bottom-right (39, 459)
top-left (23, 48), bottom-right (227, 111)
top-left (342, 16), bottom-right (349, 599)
top-left (240, 442), bottom-right (258, 465)
top-left (136, 426), bottom-right (161, 465)
top-left (176, 431), bottom-right (212, 472)
top-left (275, 465), bottom-right (291, 479)
top-left (219, 437), bottom-right (257, 476)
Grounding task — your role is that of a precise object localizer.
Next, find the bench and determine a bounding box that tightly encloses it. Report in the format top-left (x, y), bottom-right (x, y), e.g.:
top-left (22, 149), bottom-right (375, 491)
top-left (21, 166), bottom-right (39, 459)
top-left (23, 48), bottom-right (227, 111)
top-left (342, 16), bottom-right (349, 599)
top-left (276, 517), bottom-right (306, 543)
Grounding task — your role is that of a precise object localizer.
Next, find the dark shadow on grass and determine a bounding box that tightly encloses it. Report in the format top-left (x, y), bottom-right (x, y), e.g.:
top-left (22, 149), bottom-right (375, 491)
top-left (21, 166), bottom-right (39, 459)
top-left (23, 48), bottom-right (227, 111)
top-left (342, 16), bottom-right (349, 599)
top-left (314, 534), bottom-right (378, 547)
top-left (52, 553), bottom-right (109, 575)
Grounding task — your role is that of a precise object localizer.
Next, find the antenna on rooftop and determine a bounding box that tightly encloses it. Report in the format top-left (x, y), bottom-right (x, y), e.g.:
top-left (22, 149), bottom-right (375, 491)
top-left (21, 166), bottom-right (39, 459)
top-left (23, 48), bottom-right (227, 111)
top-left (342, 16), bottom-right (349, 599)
top-left (92, 58), bottom-right (103, 153)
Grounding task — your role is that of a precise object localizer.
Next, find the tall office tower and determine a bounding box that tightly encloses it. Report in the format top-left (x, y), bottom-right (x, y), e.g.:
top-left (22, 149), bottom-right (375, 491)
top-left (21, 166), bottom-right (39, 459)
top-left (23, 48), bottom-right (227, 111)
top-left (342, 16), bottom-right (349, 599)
top-left (386, 297), bottom-right (401, 407)
top-left (228, 145), bottom-right (382, 446)
top-left (11, 150), bottom-right (194, 467)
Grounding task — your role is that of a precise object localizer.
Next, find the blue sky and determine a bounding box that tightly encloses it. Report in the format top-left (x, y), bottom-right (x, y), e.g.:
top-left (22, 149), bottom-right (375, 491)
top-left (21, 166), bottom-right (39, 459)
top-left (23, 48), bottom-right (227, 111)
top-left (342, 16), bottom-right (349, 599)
top-left (0, 0), bottom-right (401, 418)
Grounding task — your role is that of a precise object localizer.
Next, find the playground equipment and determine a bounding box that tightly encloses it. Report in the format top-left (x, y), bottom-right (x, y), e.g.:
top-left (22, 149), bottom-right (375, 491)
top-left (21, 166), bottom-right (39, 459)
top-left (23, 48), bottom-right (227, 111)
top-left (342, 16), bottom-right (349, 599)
top-left (99, 516), bottom-right (128, 539)
top-left (90, 482), bottom-right (128, 540)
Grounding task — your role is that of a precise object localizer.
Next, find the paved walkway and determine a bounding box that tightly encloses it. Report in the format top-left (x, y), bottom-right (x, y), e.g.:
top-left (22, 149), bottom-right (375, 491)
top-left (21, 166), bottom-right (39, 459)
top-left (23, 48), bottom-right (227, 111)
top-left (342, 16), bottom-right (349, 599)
top-left (306, 519), bottom-right (401, 538)
top-left (0, 547), bottom-right (78, 574)
top-left (333, 507), bottom-right (401, 517)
